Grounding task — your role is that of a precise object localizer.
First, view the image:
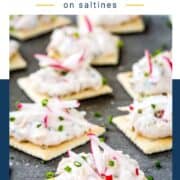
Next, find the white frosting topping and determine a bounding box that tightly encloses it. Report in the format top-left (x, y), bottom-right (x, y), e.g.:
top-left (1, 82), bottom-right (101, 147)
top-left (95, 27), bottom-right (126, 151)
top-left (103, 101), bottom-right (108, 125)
top-left (10, 98), bottom-right (90, 146)
top-left (10, 15), bottom-right (57, 30)
top-left (55, 136), bottom-right (145, 180)
top-left (131, 51), bottom-right (172, 95)
top-left (86, 15), bottom-right (137, 26)
top-left (47, 26), bottom-right (118, 58)
top-left (29, 66), bottom-right (103, 97)
top-left (10, 40), bottom-right (19, 58)
top-left (129, 95), bottom-right (172, 138)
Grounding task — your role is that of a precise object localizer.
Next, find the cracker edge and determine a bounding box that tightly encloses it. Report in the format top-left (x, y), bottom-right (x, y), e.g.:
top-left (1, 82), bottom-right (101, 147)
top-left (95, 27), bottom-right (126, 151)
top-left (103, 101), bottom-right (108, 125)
top-left (117, 71), bottom-right (138, 99)
top-left (10, 52), bottom-right (27, 71)
top-left (10, 16), bottom-right (71, 40)
top-left (77, 16), bottom-right (145, 34)
top-left (10, 124), bottom-right (105, 161)
top-left (112, 115), bottom-right (172, 154)
top-left (17, 76), bottom-right (113, 102)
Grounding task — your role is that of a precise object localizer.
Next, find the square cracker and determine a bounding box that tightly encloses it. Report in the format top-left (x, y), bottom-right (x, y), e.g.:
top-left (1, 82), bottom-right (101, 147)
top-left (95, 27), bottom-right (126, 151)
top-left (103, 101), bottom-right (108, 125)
top-left (10, 52), bottom-right (27, 71)
top-left (10, 16), bottom-right (71, 40)
top-left (10, 124), bottom-right (105, 161)
top-left (101, 16), bottom-right (145, 34)
top-left (112, 115), bottom-right (172, 154)
top-left (117, 71), bottom-right (138, 99)
top-left (17, 76), bottom-right (113, 102)
top-left (78, 16), bottom-right (145, 34)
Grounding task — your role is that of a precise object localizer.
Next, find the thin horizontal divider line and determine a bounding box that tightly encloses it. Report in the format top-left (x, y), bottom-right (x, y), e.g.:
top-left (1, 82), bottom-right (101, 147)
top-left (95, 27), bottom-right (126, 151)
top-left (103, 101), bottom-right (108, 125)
top-left (35, 3), bottom-right (56, 7)
top-left (126, 3), bottom-right (144, 7)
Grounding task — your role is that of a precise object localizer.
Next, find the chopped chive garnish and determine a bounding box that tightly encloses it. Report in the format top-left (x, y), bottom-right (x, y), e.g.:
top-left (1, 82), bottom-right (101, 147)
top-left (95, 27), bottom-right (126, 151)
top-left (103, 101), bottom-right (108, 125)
top-left (151, 104), bottom-right (156, 109)
top-left (36, 124), bottom-right (41, 128)
top-left (41, 99), bottom-right (48, 107)
top-left (73, 32), bottom-right (80, 38)
top-left (102, 77), bottom-right (108, 85)
top-left (152, 48), bottom-right (163, 57)
top-left (10, 117), bottom-right (15, 122)
top-left (116, 39), bottom-right (124, 48)
top-left (108, 115), bottom-right (113, 124)
top-left (99, 136), bottom-right (105, 142)
top-left (58, 116), bottom-right (64, 121)
top-left (166, 20), bottom-right (172, 29)
top-left (108, 160), bottom-right (115, 167)
top-left (81, 155), bottom-right (87, 161)
top-left (61, 71), bottom-right (68, 76)
top-left (45, 171), bottom-right (55, 179)
top-left (64, 166), bottom-right (72, 173)
top-left (74, 161), bottom-right (82, 167)
top-left (144, 72), bottom-right (149, 77)
top-left (94, 112), bottom-right (102, 118)
top-left (137, 109), bottom-right (143, 114)
top-left (155, 160), bottom-right (162, 169)
top-left (146, 175), bottom-right (154, 180)
top-left (57, 125), bottom-right (64, 132)
top-left (10, 26), bottom-right (15, 32)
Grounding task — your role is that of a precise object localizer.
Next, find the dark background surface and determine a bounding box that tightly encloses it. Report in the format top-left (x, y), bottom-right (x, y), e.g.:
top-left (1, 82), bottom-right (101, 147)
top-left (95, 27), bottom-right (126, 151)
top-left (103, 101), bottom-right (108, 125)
top-left (10, 15), bottom-right (172, 180)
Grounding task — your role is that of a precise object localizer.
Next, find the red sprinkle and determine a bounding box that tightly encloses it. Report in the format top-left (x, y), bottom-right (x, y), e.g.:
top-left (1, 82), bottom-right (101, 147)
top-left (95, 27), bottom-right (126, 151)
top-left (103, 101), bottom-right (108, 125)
top-left (154, 110), bottom-right (165, 118)
top-left (129, 105), bottom-right (134, 111)
top-left (135, 168), bottom-right (139, 176)
top-left (16, 103), bottom-right (23, 110)
top-left (105, 175), bottom-right (113, 180)
top-left (145, 49), bottom-right (153, 75)
top-left (84, 16), bottom-right (93, 32)
top-left (43, 115), bottom-right (48, 128)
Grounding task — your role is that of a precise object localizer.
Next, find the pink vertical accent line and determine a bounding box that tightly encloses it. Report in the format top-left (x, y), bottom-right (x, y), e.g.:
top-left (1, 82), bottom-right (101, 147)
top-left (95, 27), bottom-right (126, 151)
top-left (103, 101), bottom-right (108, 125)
top-left (84, 16), bottom-right (93, 32)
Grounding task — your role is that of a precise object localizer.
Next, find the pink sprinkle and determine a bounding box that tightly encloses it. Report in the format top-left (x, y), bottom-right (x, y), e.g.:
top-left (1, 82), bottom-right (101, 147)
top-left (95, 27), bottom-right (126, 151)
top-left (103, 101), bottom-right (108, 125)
top-left (105, 175), bottom-right (113, 180)
top-left (84, 16), bottom-right (93, 32)
top-left (163, 56), bottom-right (173, 70)
top-left (43, 115), bottom-right (48, 128)
top-left (145, 49), bottom-right (153, 75)
top-left (135, 168), bottom-right (139, 176)
top-left (17, 103), bottom-right (23, 110)
top-left (129, 105), bottom-right (134, 111)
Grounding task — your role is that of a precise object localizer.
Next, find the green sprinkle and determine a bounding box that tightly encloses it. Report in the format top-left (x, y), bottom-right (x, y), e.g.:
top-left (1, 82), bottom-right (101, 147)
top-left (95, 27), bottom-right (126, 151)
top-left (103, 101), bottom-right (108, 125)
top-left (166, 20), bottom-right (172, 29)
top-left (36, 124), bottom-right (41, 128)
top-left (61, 71), bottom-right (68, 76)
top-left (155, 160), bottom-right (162, 169)
top-left (41, 99), bottom-right (48, 107)
top-left (108, 115), bottom-right (113, 124)
top-left (116, 39), bottom-right (124, 48)
top-left (51, 16), bottom-right (57, 22)
top-left (58, 116), bottom-right (64, 121)
top-left (45, 171), bottom-right (55, 179)
top-left (102, 77), bottom-right (108, 85)
top-left (10, 26), bottom-right (15, 32)
top-left (108, 160), bottom-right (115, 167)
top-left (81, 155), bottom-right (87, 161)
top-left (99, 136), bottom-right (105, 142)
top-left (152, 48), bottom-right (163, 57)
top-left (10, 117), bottom-right (16, 122)
top-left (144, 72), bottom-right (149, 77)
top-left (94, 112), bottom-right (102, 118)
top-left (137, 109), bottom-right (143, 114)
top-left (73, 161), bottom-right (82, 167)
top-left (73, 32), bottom-right (80, 38)
top-left (57, 125), bottom-right (64, 132)
top-left (146, 175), bottom-right (154, 180)
top-left (64, 166), bottom-right (72, 173)
top-left (151, 104), bottom-right (156, 109)
top-left (10, 15), bottom-right (14, 20)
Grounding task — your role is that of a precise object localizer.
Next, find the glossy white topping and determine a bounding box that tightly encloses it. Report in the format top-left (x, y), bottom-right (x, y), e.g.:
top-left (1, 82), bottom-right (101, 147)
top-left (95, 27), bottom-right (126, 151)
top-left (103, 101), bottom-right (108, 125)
top-left (47, 26), bottom-right (118, 58)
top-left (10, 98), bottom-right (90, 146)
top-left (55, 136), bottom-right (145, 180)
top-left (129, 95), bottom-right (172, 138)
top-left (131, 51), bottom-right (172, 95)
